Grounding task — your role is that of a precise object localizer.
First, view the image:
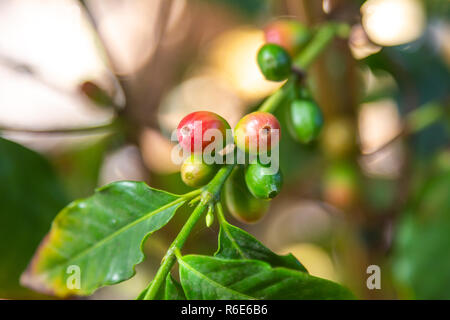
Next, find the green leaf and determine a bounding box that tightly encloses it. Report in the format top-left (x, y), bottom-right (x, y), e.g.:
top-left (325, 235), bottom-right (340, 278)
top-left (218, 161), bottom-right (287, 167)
top-left (137, 275), bottom-right (186, 300)
top-left (215, 219), bottom-right (307, 272)
top-left (165, 274), bottom-right (186, 300)
top-left (178, 255), bottom-right (355, 300)
top-left (21, 181), bottom-right (186, 297)
top-left (0, 138), bottom-right (68, 298)
top-left (392, 170), bottom-right (450, 299)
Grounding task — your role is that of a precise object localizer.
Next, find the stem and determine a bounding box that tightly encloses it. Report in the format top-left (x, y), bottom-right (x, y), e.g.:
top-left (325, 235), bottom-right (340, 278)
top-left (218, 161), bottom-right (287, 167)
top-left (294, 23), bottom-right (339, 69)
top-left (258, 77), bottom-right (295, 113)
top-left (258, 23), bottom-right (345, 114)
top-left (215, 202), bottom-right (227, 225)
top-left (406, 101), bottom-right (445, 133)
top-left (363, 101), bottom-right (446, 156)
top-left (143, 164), bottom-right (235, 300)
top-left (143, 202), bottom-right (206, 300)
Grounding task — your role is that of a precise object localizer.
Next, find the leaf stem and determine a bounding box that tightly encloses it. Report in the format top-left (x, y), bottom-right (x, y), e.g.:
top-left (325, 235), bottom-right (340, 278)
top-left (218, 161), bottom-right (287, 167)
top-left (181, 188), bottom-right (203, 200)
top-left (215, 202), bottom-right (227, 225)
top-left (143, 164), bottom-right (235, 300)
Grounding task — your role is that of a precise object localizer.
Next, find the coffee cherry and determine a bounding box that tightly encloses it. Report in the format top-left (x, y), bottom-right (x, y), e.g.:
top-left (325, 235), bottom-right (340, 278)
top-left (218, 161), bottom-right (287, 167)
top-left (224, 166), bottom-right (270, 223)
top-left (257, 44), bottom-right (291, 82)
top-left (320, 117), bottom-right (355, 158)
top-left (234, 111), bottom-right (281, 154)
top-left (264, 20), bottom-right (311, 56)
top-left (322, 161), bottom-right (359, 209)
top-left (181, 154), bottom-right (217, 187)
top-left (245, 162), bottom-right (283, 199)
top-left (287, 99), bottom-right (323, 144)
top-left (177, 111), bottom-right (231, 153)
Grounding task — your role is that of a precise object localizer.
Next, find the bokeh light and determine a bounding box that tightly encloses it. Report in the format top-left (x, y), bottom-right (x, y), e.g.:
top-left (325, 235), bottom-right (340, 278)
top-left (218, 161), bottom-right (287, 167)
top-left (207, 27), bottom-right (283, 101)
top-left (361, 0), bottom-right (426, 46)
top-left (279, 243), bottom-right (339, 282)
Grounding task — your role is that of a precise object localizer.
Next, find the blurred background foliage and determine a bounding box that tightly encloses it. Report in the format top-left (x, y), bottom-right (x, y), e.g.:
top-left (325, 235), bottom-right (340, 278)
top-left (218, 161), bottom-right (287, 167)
top-left (0, 0), bottom-right (448, 299)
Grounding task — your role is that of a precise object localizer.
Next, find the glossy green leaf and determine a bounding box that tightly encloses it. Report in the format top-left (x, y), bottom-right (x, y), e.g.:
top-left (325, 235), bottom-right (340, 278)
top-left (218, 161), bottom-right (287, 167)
top-left (165, 274), bottom-right (186, 300)
top-left (178, 255), bottom-right (355, 300)
top-left (137, 274), bottom-right (186, 300)
top-left (215, 219), bottom-right (307, 272)
top-left (0, 138), bottom-right (68, 299)
top-left (21, 181), bottom-right (186, 297)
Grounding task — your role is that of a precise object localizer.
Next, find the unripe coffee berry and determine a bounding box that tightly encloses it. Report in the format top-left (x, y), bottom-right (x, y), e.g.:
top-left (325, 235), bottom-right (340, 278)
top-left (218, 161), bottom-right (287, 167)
top-left (257, 44), bottom-right (291, 82)
top-left (287, 99), bottom-right (323, 144)
top-left (264, 20), bottom-right (311, 56)
top-left (234, 111), bottom-right (281, 154)
top-left (320, 117), bottom-right (355, 158)
top-left (177, 111), bottom-right (231, 153)
top-left (224, 166), bottom-right (270, 224)
top-left (322, 161), bottom-right (359, 209)
top-left (181, 154), bottom-right (217, 187)
top-left (245, 162), bottom-right (283, 199)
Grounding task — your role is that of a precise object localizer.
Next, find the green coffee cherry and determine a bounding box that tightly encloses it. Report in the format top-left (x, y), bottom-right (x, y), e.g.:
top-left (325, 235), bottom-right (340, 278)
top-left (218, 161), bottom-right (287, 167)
top-left (287, 99), bottom-right (323, 144)
top-left (257, 44), bottom-right (291, 82)
top-left (224, 166), bottom-right (270, 223)
top-left (181, 154), bottom-right (217, 187)
top-left (323, 161), bottom-right (359, 209)
top-left (320, 117), bottom-right (355, 158)
top-left (244, 162), bottom-right (283, 199)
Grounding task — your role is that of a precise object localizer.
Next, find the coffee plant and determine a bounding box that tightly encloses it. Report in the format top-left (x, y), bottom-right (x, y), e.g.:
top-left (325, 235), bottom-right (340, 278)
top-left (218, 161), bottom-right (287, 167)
top-left (19, 20), bottom-right (358, 300)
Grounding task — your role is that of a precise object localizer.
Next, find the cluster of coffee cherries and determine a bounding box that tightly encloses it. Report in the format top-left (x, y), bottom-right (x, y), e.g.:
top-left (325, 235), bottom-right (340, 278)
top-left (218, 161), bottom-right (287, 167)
top-left (176, 110), bottom-right (282, 223)
top-left (174, 19), bottom-right (328, 223)
top-left (260, 20), bottom-right (359, 210)
top-left (259, 19), bottom-right (324, 144)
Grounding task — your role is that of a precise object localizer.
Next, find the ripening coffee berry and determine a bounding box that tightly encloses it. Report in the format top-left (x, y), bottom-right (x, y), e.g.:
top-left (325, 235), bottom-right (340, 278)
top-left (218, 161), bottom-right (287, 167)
top-left (322, 161), bottom-right (359, 209)
top-left (234, 111), bottom-right (281, 154)
top-left (264, 20), bottom-right (312, 56)
top-left (177, 111), bottom-right (231, 153)
top-left (257, 44), bottom-right (292, 82)
top-left (181, 154), bottom-right (217, 187)
top-left (320, 117), bottom-right (355, 158)
top-left (245, 162), bottom-right (283, 199)
top-left (224, 166), bottom-right (270, 223)
top-left (287, 99), bottom-right (323, 144)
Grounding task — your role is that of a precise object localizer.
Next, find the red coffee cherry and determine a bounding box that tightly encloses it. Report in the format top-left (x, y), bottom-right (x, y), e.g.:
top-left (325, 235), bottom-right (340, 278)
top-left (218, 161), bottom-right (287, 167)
top-left (177, 111), bottom-right (231, 153)
top-left (234, 112), bottom-right (281, 154)
top-left (264, 20), bottom-right (311, 56)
